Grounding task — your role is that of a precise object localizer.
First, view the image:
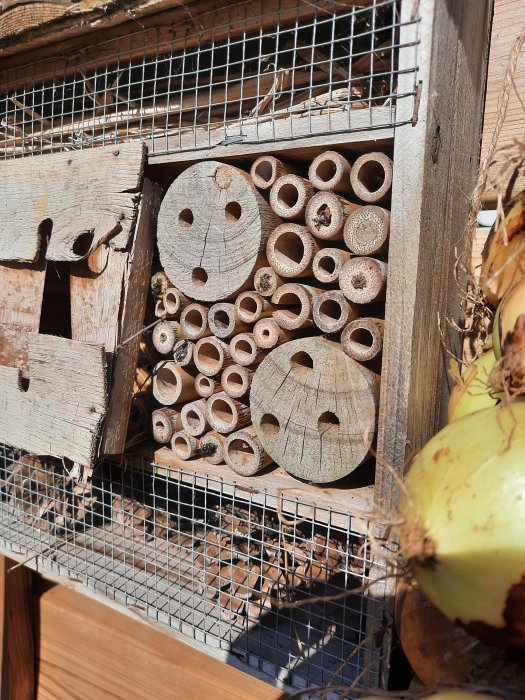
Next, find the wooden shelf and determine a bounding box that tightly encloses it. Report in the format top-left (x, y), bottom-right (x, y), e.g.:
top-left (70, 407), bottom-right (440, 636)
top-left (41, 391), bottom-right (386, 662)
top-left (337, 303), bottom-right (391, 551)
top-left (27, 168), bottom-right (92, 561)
top-left (139, 445), bottom-right (375, 535)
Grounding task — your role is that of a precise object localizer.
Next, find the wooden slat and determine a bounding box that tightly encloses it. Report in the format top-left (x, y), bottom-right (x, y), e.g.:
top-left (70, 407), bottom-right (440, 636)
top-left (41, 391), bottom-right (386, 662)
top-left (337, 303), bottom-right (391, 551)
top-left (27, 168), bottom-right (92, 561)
top-left (0, 142), bottom-right (145, 262)
top-left (0, 333), bottom-right (107, 466)
top-left (35, 583), bottom-right (282, 700)
top-left (0, 556), bottom-right (34, 700)
top-left (481, 0), bottom-right (525, 203)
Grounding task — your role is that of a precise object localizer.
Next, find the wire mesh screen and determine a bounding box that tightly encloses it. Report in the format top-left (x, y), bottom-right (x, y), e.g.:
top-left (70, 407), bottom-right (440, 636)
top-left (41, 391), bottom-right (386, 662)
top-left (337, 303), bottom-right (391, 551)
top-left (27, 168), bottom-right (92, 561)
top-left (0, 444), bottom-right (387, 694)
top-left (0, 0), bottom-right (419, 159)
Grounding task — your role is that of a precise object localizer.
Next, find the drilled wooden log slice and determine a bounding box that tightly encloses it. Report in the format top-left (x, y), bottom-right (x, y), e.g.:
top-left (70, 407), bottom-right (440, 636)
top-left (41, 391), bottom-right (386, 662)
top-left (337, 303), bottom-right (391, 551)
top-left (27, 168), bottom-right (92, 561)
top-left (157, 161), bottom-right (280, 301)
top-left (250, 337), bottom-right (380, 482)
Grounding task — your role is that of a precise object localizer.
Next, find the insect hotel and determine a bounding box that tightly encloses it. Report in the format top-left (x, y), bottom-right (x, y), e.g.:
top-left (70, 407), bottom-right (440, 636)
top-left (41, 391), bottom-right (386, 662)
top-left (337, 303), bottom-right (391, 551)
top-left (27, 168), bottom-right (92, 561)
top-left (0, 0), bottom-right (496, 697)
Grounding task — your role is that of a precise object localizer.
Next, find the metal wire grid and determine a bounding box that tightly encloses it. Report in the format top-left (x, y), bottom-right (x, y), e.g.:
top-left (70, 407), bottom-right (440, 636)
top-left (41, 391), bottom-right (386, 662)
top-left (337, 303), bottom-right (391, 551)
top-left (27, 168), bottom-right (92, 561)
top-left (0, 444), bottom-right (386, 694)
top-left (0, 0), bottom-right (419, 159)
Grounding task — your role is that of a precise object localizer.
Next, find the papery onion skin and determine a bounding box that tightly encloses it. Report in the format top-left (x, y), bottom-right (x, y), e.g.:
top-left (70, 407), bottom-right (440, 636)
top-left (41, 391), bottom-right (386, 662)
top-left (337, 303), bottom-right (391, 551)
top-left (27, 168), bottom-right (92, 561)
top-left (447, 352), bottom-right (498, 422)
top-left (399, 403), bottom-right (525, 649)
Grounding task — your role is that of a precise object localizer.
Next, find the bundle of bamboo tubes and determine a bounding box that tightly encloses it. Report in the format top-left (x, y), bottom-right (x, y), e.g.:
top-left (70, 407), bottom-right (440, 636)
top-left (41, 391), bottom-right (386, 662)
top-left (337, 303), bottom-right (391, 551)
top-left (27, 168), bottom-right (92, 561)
top-left (149, 148), bottom-right (392, 484)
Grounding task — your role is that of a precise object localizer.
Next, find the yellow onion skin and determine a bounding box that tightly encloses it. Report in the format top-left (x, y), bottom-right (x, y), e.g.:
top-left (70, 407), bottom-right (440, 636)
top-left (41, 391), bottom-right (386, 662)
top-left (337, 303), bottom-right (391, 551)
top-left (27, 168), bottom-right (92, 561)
top-left (493, 277), bottom-right (525, 359)
top-left (447, 352), bottom-right (498, 422)
top-left (399, 403), bottom-right (525, 650)
top-left (480, 189), bottom-right (525, 307)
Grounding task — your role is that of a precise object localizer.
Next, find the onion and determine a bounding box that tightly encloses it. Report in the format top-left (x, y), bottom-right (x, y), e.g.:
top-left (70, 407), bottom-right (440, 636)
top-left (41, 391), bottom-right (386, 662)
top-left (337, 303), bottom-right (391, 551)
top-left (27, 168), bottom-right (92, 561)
top-left (447, 352), bottom-right (498, 422)
top-left (398, 403), bottom-right (525, 650)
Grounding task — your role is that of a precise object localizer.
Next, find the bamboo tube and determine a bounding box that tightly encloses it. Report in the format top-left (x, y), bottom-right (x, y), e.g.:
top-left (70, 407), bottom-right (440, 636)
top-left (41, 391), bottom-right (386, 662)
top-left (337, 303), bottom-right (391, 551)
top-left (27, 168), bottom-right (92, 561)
top-left (305, 191), bottom-right (361, 241)
top-left (349, 152), bottom-right (393, 203)
top-left (171, 431), bottom-right (199, 460)
top-left (173, 339), bottom-right (195, 366)
top-left (221, 364), bottom-right (254, 399)
top-left (253, 318), bottom-right (293, 350)
top-left (234, 292), bottom-right (272, 324)
top-left (152, 320), bottom-right (182, 354)
top-left (271, 283), bottom-right (321, 330)
top-left (312, 290), bottom-right (357, 334)
top-left (200, 431), bottom-right (227, 465)
top-left (266, 224), bottom-right (320, 278)
top-left (208, 302), bottom-right (250, 339)
top-left (163, 287), bottom-right (192, 316)
top-left (194, 337), bottom-right (232, 377)
top-left (153, 361), bottom-right (198, 405)
top-left (312, 248), bottom-right (352, 284)
top-left (341, 318), bottom-right (385, 362)
top-left (250, 155), bottom-right (299, 190)
top-left (195, 373), bottom-right (219, 399)
top-left (152, 408), bottom-right (182, 444)
top-left (230, 333), bottom-right (265, 366)
top-left (206, 392), bottom-right (251, 434)
top-left (180, 303), bottom-right (211, 340)
top-left (343, 205), bottom-right (390, 255)
top-left (181, 399), bottom-right (210, 437)
top-left (254, 267), bottom-right (283, 298)
top-left (224, 425), bottom-right (272, 476)
top-left (339, 258), bottom-right (388, 304)
top-left (308, 150), bottom-right (352, 194)
top-left (269, 175), bottom-right (314, 221)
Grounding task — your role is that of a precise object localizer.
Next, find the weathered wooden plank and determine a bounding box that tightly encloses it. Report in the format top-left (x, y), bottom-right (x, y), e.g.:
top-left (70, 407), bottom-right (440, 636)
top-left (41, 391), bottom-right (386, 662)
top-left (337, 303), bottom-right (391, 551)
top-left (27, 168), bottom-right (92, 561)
top-left (0, 259), bottom-right (46, 374)
top-left (0, 142), bottom-right (145, 262)
top-left (481, 0), bottom-right (525, 203)
top-left (35, 582), bottom-right (282, 700)
top-left (102, 178), bottom-right (162, 454)
top-left (0, 556), bottom-right (34, 700)
top-left (0, 333), bottom-right (107, 465)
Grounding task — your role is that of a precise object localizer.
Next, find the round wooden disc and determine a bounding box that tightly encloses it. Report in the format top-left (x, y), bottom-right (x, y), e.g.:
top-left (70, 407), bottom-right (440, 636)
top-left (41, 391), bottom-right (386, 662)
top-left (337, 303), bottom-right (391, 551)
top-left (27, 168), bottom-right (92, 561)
top-left (250, 337), bottom-right (379, 483)
top-left (157, 161), bottom-right (280, 301)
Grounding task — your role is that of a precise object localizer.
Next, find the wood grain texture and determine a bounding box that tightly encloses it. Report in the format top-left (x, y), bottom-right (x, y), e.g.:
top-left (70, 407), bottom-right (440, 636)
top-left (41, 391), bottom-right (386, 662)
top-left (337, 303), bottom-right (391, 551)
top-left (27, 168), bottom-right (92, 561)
top-left (35, 583), bottom-right (282, 700)
top-left (157, 161), bottom-right (280, 301)
top-left (0, 142), bottom-right (144, 262)
top-left (0, 333), bottom-right (107, 465)
top-left (0, 259), bottom-right (46, 374)
top-left (0, 556), bottom-right (34, 700)
top-left (481, 0), bottom-right (525, 203)
top-left (250, 337), bottom-right (380, 483)
top-left (101, 179), bottom-right (162, 455)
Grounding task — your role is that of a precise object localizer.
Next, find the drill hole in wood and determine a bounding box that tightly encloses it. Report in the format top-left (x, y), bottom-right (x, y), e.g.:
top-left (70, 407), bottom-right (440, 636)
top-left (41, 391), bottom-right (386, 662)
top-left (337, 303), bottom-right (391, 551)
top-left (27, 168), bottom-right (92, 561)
top-left (192, 267), bottom-right (208, 286)
top-left (225, 201), bottom-right (242, 222)
top-left (260, 413), bottom-right (280, 436)
top-left (290, 351), bottom-right (313, 372)
top-left (179, 208), bottom-right (194, 227)
top-left (317, 411), bottom-right (340, 433)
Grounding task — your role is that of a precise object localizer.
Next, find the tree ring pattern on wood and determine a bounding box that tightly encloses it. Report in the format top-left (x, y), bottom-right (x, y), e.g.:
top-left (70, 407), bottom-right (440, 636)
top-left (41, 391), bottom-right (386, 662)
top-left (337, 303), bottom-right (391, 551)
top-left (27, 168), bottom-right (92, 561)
top-left (250, 337), bottom-right (380, 483)
top-left (157, 161), bottom-right (280, 301)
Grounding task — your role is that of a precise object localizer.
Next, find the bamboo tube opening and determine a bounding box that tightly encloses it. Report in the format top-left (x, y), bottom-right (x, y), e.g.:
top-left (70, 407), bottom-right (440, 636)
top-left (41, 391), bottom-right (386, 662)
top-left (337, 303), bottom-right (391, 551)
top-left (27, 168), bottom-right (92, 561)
top-left (350, 153), bottom-right (393, 203)
top-left (180, 304), bottom-right (209, 339)
top-left (195, 373), bottom-right (216, 398)
top-left (254, 267), bottom-right (283, 297)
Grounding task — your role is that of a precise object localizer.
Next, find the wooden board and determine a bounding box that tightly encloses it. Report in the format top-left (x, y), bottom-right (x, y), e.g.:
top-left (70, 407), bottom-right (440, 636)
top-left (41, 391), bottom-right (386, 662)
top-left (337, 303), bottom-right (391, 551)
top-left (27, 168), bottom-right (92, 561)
top-left (0, 556), bottom-right (34, 700)
top-left (35, 582), bottom-right (282, 700)
top-left (0, 333), bottom-right (107, 466)
top-left (0, 259), bottom-right (46, 374)
top-left (0, 142), bottom-right (145, 262)
top-left (481, 0), bottom-right (525, 203)
top-left (145, 446), bottom-right (374, 534)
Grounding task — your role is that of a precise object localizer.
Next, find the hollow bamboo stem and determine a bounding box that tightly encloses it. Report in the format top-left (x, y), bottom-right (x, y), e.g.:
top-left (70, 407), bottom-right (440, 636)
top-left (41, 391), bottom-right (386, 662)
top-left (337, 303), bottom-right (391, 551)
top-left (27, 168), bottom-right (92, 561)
top-left (349, 152), bottom-right (393, 203)
top-left (339, 258), bottom-right (388, 304)
top-left (312, 290), bottom-right (357, 334)
top-left (266, 223), bottom-right (320, 278)
top-left (312, 248), bottom-right (352, 284)
top-left (308, 150), bottom-right (352, 194)
top-left (224, 425), bottom-right (272, 476)
top-left (269, 174), bottom-right (314, 221)
top-left (341, 318), bottom-right (385, 362)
